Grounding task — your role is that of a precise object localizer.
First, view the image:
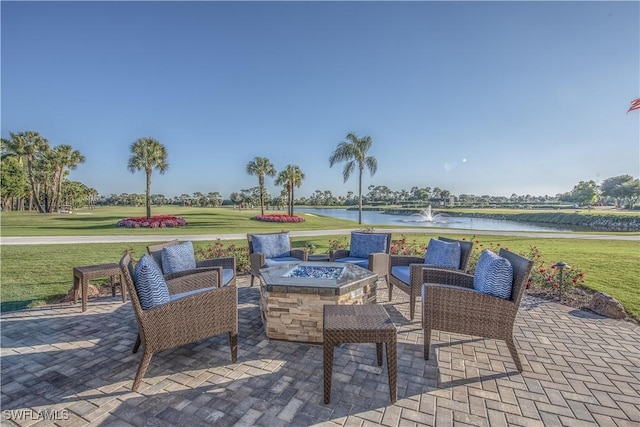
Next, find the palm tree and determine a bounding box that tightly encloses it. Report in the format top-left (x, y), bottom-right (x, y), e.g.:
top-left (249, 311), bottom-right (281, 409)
top-left (3, 131), bottom-right (50, 213)
top-left (329, 132), bottom-right (378, 224)
top-left (127, 137), bottom-right (168, 219)
top-left (246, 156), bottom-right (276, 216)
top-left (275, 164), bottom-right (305, 216)
top-left (49, 144), bottom-right (85, 212)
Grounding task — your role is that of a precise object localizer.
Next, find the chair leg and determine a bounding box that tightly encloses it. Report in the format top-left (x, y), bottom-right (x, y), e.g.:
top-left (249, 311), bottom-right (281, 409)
top-left (132, 349), bottom-right (153, 392)
top-left (229, 332), bottom-right (238, 363)
top-left (505, 335), bottom-right (523, 372)
top-left (423, 328), bottom-right (431, 360)
top-left (250, 274), bottom-right (255, 287)
top-left (409, 295), bottom-right (416, 320)
top-left (132, 334), bottom-right (141, 353)
top-left (388, 282), bottom-right (393, 301)
top-left (386, 340), bottom-right (397, 403)
top-left (323, 341), bottom-right (334, 404)
top-left (376, 343), bottom-right (383, 366)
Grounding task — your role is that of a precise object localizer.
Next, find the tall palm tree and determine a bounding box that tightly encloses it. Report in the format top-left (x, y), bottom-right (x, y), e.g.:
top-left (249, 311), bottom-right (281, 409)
top-left (49, 144), bottom-right (85, 212)
top-left (127, 137), bottom-right (168, 219)
top-left (329, 132), bottom-right (378, 224)
top-left (3, 131), bottom-right (51, 212)
top-left (275, 164), bottom-right (305, 216)
top-left (246, 156), bottom-right (276, 216)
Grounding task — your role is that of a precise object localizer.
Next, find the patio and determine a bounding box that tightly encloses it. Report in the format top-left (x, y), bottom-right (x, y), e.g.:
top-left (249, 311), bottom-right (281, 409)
top-left (1, 276), bottom-right (639, 426)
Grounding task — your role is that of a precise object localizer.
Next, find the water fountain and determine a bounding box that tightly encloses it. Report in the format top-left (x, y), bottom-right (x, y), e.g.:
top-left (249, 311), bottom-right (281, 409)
top-left (404, 205), bottom-right (447, 223)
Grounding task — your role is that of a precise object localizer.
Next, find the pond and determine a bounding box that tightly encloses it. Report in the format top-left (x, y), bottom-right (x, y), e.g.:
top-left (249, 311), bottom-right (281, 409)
top-left (297, 208), bottom-right (580, 232)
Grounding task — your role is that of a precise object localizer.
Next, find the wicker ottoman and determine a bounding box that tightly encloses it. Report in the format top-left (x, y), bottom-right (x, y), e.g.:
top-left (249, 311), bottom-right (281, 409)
top-left (323, 304), bottom-right (397, 404)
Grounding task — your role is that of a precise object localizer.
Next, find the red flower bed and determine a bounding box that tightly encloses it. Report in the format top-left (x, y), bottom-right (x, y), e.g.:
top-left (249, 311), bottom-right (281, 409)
top-left (253, 214), bottom-right (305, 223)
top-left (116, 215), bottom-right (187, 228)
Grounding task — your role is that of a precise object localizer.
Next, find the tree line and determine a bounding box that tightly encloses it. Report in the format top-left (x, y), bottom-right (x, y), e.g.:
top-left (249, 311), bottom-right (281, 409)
top-left (1, 131), bottom-right (94, 212)
top-left (2, 131), bottom-right (639, 217)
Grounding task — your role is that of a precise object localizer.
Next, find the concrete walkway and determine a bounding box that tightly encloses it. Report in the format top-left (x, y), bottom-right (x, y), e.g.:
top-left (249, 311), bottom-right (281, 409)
top-left (2, 276), bottom-right (639, 426)
top-left (2, 228), bottom-right (638, 245)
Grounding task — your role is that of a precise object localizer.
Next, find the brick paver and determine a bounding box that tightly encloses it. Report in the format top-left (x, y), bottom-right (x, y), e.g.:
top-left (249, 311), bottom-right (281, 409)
top-left (1, 276), bottom-right (638, 426)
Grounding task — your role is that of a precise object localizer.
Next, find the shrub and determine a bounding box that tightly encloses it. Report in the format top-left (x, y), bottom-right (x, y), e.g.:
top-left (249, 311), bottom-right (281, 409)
top-left (194, 240), bottom-right (250, 274)
top-left (253, 214), bottom-right (305, 223)
top-left (328, 236), bottom-right (349, 251)
top-left (390, 234), bottom-right (427, 256)
top-left (116, 215), bottom-right (186, 228)
top-left (467, 236), bottom-right (585, 299)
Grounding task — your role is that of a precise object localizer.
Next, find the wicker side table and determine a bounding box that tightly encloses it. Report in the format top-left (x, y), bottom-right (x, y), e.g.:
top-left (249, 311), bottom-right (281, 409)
top-left (323, 304), bottom-right (397, 404)
top-left (73, 263), bottom-right (125, 312)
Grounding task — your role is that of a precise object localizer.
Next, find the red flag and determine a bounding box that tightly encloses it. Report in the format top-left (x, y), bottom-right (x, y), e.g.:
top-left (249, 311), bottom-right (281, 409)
top-left (628, 98), bottom-right (640, 113)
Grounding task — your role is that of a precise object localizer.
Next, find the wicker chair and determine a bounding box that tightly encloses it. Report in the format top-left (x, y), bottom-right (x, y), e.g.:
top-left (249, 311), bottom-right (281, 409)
top-left (329, 231), bottom-right (392, 284)
top-left (147, 239), bottom-right (236, 286)
top-left (119, 253), bottom-right (238, 391)
top-left (422, 248), bottom-right (533, 372)
top-left (389, 237), bottom-right (473, 320)
top-left (247, 232), bottom-right (307, 286)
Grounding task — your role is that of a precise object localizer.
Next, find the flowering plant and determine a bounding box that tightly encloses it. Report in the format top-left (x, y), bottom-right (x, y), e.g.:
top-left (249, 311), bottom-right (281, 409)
top-left (253, 214), bottom-right (304, 223)
top-left (328, 236), bottom-right (349, 251)
top-left (194, 239), bottom-right (250, 274)
top-left (116, 215), bottom-right (187, 228)
top-left (467, 236), bottom-right (585, 299)
top-left (390, 234), bottom-right (428, 256)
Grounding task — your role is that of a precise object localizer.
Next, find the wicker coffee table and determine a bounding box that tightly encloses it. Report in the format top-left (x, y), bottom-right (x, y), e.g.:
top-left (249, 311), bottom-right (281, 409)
top-left (323, 304), bottom-right (397, 404)
top-left (73, 263), bottom-right (125, 312)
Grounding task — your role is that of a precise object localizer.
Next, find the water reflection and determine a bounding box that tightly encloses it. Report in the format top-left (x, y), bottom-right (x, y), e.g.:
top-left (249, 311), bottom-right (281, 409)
top-left (298, 208), bottom-right (577, 232)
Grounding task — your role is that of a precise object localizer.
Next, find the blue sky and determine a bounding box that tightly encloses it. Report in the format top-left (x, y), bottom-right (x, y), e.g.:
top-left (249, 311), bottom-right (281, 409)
top-left (2, 1), bottom-right (639, 199)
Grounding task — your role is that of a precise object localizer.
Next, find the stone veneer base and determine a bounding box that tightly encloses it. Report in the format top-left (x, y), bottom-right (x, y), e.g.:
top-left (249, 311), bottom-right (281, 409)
top-left (259, 279), bottom-right (377, 343)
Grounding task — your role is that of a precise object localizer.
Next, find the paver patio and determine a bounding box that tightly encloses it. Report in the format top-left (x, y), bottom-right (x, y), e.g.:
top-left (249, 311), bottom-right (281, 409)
top-left (1, 276), bottom-right (638, 426)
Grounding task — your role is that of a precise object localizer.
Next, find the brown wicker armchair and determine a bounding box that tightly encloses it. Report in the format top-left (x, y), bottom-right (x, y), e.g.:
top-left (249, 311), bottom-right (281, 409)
top-left (120, 253), bottom-right (238, 391)
top-left (147, 239), bottom-right (236, 286)
top-left (389, 237), bottom-right (473, 320)
top-left (247, 232), bottom-right (307, 286)
top-left (422, 248), bottom-right (533, 372)
top-left (329, 231), bottom-right (392, 285)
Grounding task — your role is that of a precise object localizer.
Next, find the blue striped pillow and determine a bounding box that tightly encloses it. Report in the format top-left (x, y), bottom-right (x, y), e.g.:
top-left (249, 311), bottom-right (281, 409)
top-left (161, 241), bottom-right (196, 274)
top-left (424, 238), bottom-right (461, 269)
top-left (134, 254), bottom-right (170, 309)
top-left (473, 250), bottom-right (513, 299)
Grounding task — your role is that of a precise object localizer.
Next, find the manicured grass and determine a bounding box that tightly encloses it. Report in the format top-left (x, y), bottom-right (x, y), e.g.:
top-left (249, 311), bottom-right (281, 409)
top-left (2, 233), bottom-right (638, 321)
top-left (0, 206), bottom-right (359, 236)
top-left (1, 207), bottom-right (638, 320)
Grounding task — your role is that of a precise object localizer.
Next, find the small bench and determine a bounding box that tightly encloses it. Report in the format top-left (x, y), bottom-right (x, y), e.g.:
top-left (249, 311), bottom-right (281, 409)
top-left (323, 304), bottom-right (397, 404)
top-left (73, 263), bottom-right (125, 312)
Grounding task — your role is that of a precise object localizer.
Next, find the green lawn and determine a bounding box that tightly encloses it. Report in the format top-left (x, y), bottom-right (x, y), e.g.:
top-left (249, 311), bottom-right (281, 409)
top-left (1, 206), bottom-right (638, 320)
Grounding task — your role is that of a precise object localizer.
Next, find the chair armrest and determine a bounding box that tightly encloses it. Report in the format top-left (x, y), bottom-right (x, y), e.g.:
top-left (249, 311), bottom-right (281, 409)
top-left (197, 257), bottom-right (236, 271)
top-left (141, 285), bottom-right (238, 336)
top-left (166, 269), bottom-right (220, 294)
top-left (290, 248), bottom-right (308, 261)
top-left (390, 255), bottom-right (424, 267)
top-left (422, 268), bottom-right (475, 289)
top-left (329, 249), bottom-right (350, 261)
top-left (423, 283), bottom-right (518, 323)
top-left (250, 252), bottom-right (266, 271)
top-left (369, 253), bottom-right (389, 276)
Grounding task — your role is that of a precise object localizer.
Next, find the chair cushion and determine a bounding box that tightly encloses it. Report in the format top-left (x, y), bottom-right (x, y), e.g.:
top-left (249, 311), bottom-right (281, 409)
top-left (473, 250), bottom-right (514, 299)
top-left (424, 238), bottom-right (461, 269)
top-left (161, 241), bottom-right (196, 274)
top-left (133, 254), bottom-right (170, 310)
top-left (350, 232), bottom-right (388, 259)
top-left (391, 266), bottom-right (411, 284)
top-left (252, 233), bottom-right (291, 259)
top-left (170, 286), bottom-right (216, 301)
top-left (264, 256), bottom-right (301, 267)
top-left (334, 256), bottom-right (369, 269)
top-left (222, 268), bottom-right (235, 286)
